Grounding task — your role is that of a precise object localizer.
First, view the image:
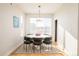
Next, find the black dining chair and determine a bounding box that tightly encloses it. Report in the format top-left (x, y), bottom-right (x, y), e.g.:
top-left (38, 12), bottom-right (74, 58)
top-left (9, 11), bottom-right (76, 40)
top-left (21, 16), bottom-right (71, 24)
top-left (24, 36), bottom-right (33, 52)
top-left (32, 38), bottom-right (43, 53)
top-left (43, 37), bottom-right (52, 51)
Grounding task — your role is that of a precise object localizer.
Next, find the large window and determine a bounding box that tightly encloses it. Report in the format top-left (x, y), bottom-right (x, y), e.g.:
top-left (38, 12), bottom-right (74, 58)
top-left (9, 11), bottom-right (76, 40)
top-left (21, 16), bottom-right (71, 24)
top-left (27, 18), bottom-right (52, 35)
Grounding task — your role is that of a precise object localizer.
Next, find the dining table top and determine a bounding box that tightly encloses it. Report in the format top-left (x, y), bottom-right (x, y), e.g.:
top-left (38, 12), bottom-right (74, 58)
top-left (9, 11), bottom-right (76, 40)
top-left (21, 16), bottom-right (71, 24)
top-left (26, 34), bottom-right (52, 38)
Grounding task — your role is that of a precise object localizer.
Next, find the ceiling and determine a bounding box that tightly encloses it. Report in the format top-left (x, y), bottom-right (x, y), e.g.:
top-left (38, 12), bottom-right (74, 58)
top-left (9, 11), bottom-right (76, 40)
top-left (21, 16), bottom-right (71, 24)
top-left (16, 3), bottom-right (62, 14)
top-left (0, 3), bottom-right (62, 14)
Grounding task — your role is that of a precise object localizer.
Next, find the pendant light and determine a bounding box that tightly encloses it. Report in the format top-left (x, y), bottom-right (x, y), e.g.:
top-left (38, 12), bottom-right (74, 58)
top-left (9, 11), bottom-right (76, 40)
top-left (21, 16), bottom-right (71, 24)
top-left (37, 5), bottom-right (41, 21)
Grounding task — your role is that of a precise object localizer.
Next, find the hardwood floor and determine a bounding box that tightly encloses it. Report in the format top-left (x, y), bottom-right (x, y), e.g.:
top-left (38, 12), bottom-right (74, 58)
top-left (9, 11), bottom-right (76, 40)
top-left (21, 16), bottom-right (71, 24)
top-left (12, 53), bottom-right (64, 56)
top-left (10, 42), bottom-right (65, 56)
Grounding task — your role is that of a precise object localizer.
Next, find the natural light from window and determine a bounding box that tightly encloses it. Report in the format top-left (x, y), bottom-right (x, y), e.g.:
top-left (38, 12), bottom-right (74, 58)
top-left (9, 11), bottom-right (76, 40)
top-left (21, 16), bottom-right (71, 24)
top-left (28, 18), bottom-right (52, 36)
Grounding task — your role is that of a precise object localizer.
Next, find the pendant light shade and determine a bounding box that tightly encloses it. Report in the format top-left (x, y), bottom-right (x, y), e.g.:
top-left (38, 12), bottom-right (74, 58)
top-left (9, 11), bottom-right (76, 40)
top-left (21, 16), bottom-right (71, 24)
top-left (38, 5), bottom-right (40, 18)
top-left (37, 5), bottom-right (41, 21)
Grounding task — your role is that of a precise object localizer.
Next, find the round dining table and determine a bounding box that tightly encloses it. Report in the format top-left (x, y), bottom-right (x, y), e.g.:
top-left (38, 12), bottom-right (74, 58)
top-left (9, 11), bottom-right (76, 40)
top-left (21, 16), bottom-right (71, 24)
top-left (26, 34), bottom-right (52, 38)
top-left (25, 34), bottom-right (52, 52)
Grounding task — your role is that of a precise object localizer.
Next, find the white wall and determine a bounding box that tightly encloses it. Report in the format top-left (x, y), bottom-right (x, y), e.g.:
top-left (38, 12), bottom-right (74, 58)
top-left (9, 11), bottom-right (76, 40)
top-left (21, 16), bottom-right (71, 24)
top-left (54, 3), bottom-right (78, 56)
top-left (0, 4), bottom-right (24, 56)
top-left (78, 3), bottom-right (79, 56)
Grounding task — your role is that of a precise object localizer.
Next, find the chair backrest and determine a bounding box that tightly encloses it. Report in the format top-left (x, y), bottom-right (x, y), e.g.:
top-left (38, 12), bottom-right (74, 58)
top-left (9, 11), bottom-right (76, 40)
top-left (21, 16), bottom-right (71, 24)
top-left (24, 37), bottom-right (32, 41)
top-left (33, 38), bottom-right (42, 42)
top-left (24, 36), bottom-right (27, 40)
top-left (44, 37), bottom-right (52, 41)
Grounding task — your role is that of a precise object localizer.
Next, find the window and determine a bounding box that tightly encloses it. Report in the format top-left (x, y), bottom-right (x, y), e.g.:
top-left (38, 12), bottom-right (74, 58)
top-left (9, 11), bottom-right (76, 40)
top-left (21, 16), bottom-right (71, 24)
top-left (28, 18), bottom-right (52, 35)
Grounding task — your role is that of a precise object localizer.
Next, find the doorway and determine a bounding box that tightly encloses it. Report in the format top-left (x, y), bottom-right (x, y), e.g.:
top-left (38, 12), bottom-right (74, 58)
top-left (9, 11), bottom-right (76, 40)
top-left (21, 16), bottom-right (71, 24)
top-left (55, 19), bottom-right (58, 42)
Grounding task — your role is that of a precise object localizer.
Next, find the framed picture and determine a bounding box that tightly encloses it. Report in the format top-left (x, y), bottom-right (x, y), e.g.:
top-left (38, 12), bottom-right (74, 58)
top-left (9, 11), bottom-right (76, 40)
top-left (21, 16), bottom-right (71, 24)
top-left (13, 16), bottom-right (20, 28)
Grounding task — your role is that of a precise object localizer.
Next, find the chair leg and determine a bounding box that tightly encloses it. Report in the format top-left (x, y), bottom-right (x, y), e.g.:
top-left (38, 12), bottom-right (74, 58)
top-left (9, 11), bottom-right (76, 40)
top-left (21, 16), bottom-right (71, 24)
top-left (47, 44), bottom-right (50, 52)
top-left (48, 45), bottom-right (50, 51)
top-left (40, 45), bottom-right (41, 53)
top-left (23, 44), bottom-right (25, 49)
top-left (46, 44), bottom-right (48, 51)
top-left (26, 44), bottom-right (27, 52)
top-left (51, 44), bottom-right (52, 51)
top-left (32, 45), bottom-right (35, 53)
top-left (28, 44), bottom-right (30, 53)
top-left (31, 44), bottom-right (33, 53)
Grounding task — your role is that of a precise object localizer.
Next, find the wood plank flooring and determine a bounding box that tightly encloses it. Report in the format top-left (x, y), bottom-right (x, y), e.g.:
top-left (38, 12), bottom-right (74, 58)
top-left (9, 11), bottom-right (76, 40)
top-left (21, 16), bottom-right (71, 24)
top-left (12, 53), bottom-right (64, 56)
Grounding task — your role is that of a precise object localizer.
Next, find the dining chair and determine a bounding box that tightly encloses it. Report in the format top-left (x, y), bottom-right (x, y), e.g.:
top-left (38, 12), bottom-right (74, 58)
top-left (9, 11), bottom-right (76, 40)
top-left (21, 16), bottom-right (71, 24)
top-left (32, 38), bottom-right (43, 53)
top-left (43, 37), bottom-right (52, 51)
top-left (24, 36), bottom-right (33, 52)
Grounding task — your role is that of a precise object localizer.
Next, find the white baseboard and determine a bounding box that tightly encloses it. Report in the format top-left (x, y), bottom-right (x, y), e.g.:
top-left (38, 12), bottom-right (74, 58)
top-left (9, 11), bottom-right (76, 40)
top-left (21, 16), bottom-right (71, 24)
top-left (56, 46), bottom-right (69, 56)
top-left (63, 49), bottom-right (70, 56)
